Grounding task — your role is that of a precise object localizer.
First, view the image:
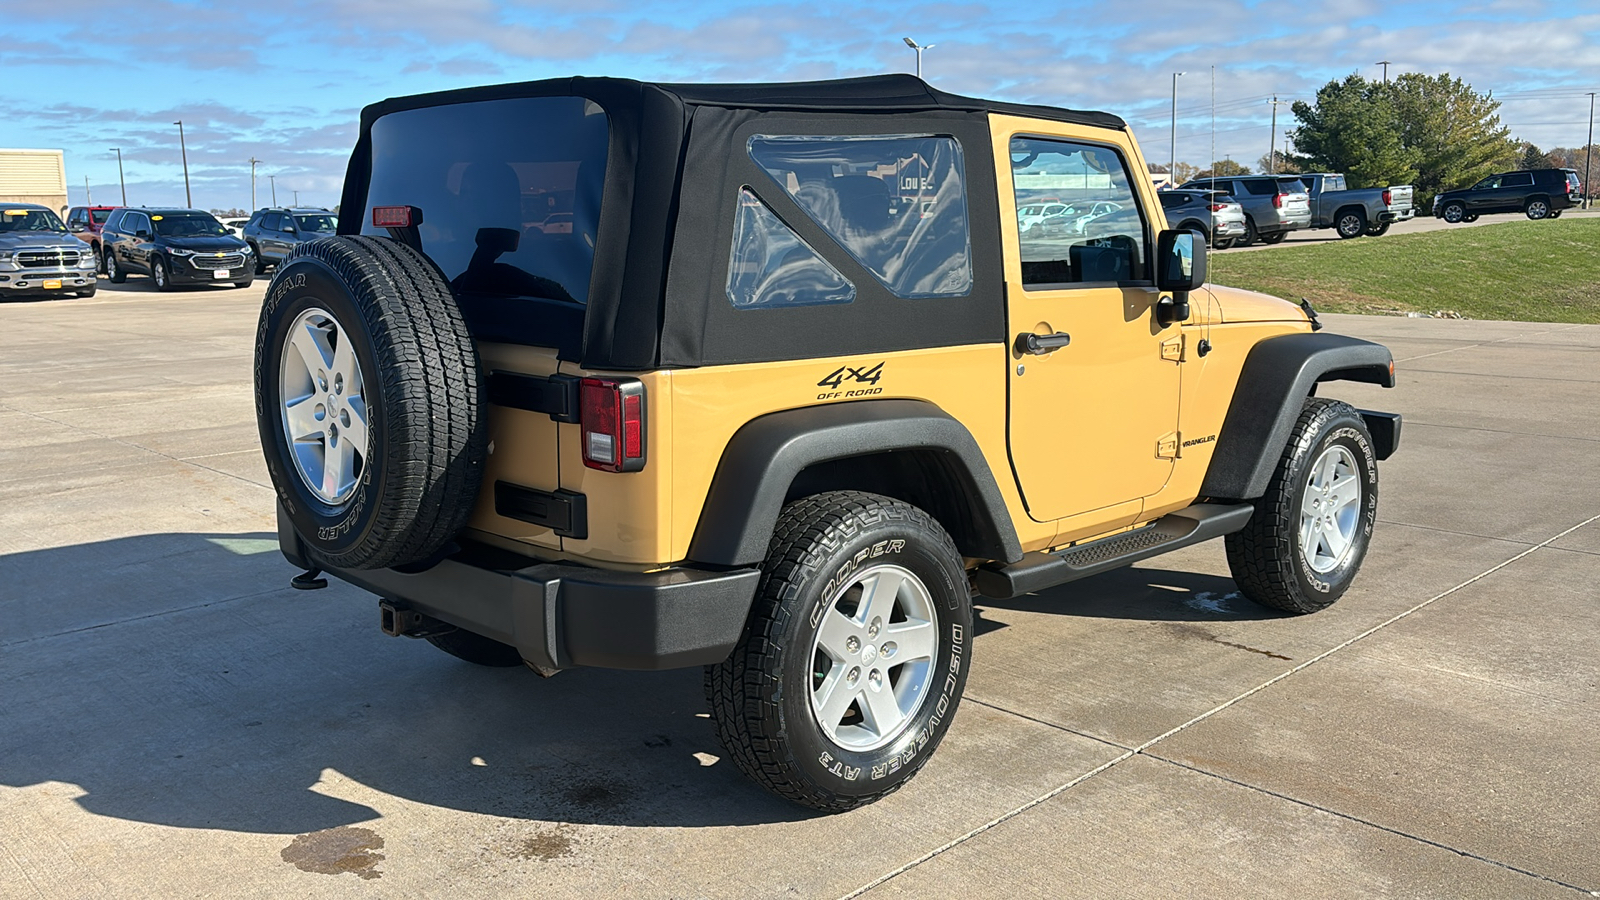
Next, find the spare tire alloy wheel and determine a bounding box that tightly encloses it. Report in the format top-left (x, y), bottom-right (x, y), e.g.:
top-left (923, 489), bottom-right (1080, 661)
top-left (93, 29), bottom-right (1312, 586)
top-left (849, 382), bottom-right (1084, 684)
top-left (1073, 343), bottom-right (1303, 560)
top-left (1526, 199), bottom-right (1550, 220)
top-left (1441, 202), bottom-right (1466, 224)
top-left (280, 308), bottom-right (368, 505)
top-left (707, 492), bottom-right (971, 811)
top-left (255, 236), bottom-right (487, 571)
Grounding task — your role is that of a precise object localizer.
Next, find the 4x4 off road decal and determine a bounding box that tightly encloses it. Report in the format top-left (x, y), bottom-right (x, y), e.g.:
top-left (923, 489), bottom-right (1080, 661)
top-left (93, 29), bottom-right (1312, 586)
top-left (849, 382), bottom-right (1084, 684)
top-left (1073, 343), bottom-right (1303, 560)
top-left (817, 362), bottom-right (884, 400)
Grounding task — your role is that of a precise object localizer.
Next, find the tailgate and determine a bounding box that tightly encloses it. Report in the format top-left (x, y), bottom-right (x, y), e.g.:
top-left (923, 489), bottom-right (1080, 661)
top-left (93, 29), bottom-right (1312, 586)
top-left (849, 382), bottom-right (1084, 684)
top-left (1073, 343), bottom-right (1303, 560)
top-left (1388, 185), bottom-right (1414, 211)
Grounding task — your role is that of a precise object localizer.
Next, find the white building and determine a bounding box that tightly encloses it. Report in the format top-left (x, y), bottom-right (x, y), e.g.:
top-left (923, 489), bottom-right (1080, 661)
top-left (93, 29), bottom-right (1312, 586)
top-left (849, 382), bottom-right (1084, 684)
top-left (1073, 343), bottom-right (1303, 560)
top-left (0, 149), bottom-right (69, 214)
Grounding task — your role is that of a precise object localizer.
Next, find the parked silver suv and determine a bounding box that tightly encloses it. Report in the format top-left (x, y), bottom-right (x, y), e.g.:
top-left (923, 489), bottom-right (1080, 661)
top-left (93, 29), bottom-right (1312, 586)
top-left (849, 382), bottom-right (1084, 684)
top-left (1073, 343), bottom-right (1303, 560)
top-left (1179, 175), bottom-right (1311, 246)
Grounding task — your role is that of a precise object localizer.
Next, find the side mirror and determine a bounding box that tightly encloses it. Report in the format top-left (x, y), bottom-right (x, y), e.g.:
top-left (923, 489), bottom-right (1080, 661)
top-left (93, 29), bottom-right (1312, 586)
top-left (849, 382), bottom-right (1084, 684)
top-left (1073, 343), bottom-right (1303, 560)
top-left (69, 222), bottom-right (87, 233)
top-left (1155, 229), bottom-right (1207, 325)
top-left (135, 229), bottom-right (151, 239)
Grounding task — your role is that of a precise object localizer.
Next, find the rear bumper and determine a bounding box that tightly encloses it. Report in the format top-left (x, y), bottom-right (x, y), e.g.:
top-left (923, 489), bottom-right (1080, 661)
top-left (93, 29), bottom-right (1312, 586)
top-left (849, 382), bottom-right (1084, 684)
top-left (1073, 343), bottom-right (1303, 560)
top-left (1378, 208), bottom-right (1415, 223)
top-left (278, 506), bottom-right (760, 672)
top-left (1213, 219), bottom-right (1247, 237)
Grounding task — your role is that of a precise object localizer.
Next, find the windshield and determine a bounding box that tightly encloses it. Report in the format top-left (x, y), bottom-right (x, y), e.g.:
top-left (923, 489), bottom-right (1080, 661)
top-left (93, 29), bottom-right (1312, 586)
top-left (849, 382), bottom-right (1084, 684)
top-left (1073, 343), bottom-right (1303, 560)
top-left (152, 213), bottom-right (229, 237)
top-left (0, 208), bottom-right (68, 234)
top-left (294, 214), bottom-right (338, 233)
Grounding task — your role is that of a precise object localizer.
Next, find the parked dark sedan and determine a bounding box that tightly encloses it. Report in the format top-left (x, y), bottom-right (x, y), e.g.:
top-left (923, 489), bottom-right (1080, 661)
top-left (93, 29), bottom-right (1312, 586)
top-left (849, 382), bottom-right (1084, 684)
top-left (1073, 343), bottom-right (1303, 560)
top-left (242, 208), bottom-right (338, 273)
top-left (1432, 168), bottom-right (1581, 222)
top-left (101, 208), bottom-right (255, 290)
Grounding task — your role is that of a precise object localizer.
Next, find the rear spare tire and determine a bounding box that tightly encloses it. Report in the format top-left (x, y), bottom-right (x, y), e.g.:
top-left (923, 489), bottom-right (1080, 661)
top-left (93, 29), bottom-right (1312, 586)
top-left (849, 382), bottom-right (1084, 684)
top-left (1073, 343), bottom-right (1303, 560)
top-left (254, 235), bottom-right (486, 571)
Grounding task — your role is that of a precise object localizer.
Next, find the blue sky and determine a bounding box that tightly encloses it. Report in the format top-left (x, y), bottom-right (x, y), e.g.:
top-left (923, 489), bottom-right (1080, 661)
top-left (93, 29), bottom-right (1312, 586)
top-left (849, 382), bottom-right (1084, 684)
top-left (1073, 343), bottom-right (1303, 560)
top-left (3, 0), bottom-right (1597, 211)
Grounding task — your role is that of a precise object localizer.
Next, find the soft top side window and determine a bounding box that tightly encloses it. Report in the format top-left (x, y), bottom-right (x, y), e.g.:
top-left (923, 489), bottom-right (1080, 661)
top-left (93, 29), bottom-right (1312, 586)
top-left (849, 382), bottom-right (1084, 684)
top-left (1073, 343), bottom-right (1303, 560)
top-left (1009, 136), bottom-right (1149, 288)
top-left (748, 134), bottom-right (973, 299)
top-left (725, 188), bottom-right (856, 310)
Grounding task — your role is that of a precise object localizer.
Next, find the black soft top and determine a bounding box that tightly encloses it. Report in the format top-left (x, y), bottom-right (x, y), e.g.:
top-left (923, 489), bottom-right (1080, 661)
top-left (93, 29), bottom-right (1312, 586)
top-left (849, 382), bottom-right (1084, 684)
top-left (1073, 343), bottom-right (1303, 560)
top-left (357, 74), bottom-right (1124, 131)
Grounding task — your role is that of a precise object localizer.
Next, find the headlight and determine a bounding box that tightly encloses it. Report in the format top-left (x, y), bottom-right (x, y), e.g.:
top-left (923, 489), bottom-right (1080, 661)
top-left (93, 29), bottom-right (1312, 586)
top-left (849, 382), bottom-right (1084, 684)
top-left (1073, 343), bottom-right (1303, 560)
top-left (0, 250), bottom-right (13, 262)
top-left (240, 245), bottom-right (252, 255)
top-left (168, 248), bottom-right (195, 257)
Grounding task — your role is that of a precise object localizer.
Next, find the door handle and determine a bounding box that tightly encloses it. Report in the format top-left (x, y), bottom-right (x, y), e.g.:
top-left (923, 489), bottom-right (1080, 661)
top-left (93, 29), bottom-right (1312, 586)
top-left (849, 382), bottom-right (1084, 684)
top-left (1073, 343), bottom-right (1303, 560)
top-left (1015, 331), bottom-right (1071, 355)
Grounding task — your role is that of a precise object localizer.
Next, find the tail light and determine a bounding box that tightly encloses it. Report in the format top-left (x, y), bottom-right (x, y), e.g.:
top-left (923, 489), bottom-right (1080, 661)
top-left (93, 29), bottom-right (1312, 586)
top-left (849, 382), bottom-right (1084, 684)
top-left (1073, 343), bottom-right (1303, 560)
top-left (1382, 189), bottom-right (1392, 206)
top-left (580, 377), bottom-right (646, 472)
top-left (1210, 203), bottom-right (1227, 212)
top-left (1273, 193), bottom-right (1285, 209)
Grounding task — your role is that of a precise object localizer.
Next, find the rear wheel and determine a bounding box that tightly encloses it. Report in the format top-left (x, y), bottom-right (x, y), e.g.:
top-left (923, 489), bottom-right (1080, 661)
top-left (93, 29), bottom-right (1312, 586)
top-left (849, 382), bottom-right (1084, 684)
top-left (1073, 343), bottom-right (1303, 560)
top-left (1238, 216), bottom-right (1259, 247)
top-left (1335, 208), bottom-right (1367, 239)
top-left (1212, 237), bottom-right (1235, 250)
top-left (1226, 399), bottom-right (1379, 614)
top-left (1463, 214), bottom-right (1480, 223)
top-left (92, 243), bottom-right (104, 275)
top-left (706, 491), bottom-right (971, 811)
top-left (105, 248), bottom-right (126, 284)
top-left (1525, 198), bottom-right (1551, 220)
top-left (1261, 230), bottom-right (1288, 244)
top-left (1365, 221), bottom-right (1391, 236)
top-left (1441, 202), bottom-right (1466, 223)
top-left (249, 243), bottom-right (266, 275)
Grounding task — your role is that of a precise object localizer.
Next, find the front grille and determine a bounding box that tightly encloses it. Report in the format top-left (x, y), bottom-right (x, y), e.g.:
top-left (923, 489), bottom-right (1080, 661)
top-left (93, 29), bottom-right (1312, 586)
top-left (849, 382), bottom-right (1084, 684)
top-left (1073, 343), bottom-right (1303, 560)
top-left (16, 249), bottom-right (81, 268)
top-left (190, 253), bottom-right (245, 270)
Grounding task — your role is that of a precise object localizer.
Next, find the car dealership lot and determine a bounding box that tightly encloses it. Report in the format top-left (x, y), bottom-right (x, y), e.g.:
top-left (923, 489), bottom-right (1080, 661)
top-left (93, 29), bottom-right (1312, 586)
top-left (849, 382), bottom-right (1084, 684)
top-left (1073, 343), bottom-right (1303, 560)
top-left (1, 282), bottom-right (1597, 898)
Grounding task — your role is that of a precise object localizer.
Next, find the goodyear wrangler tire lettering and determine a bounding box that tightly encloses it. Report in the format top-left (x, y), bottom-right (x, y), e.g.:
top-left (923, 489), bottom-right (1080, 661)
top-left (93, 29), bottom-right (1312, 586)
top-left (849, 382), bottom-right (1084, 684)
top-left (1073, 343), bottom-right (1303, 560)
top-left (705, 491), bottom-right (972, 812)
top-left (254, 236), bottom-right (487, 571)
top-left (1225, 399), bottom-right (1379, 614)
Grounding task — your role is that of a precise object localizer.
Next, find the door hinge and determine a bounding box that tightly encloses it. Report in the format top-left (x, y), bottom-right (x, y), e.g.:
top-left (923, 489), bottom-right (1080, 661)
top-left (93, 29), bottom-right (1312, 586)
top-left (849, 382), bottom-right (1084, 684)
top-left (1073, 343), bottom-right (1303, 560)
top-left (1160, 336), bottom-right (1184, 362)
top-left (1156, 432), bottom-right (1180, 459)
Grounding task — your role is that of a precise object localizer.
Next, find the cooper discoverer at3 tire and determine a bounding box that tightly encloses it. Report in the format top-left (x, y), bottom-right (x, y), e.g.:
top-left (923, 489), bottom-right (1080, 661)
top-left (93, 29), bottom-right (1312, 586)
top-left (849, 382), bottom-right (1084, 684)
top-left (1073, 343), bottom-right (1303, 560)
top-left (705, 491), bottom-right (972, 812)
top-left (253, 235), bottom-right (487, 571)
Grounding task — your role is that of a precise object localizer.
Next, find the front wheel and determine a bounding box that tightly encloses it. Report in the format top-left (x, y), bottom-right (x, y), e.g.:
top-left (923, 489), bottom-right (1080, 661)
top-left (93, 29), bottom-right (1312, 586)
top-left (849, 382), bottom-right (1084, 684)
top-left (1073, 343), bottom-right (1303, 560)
top-left (1441, 202), bottom-right (1466, 224)
top-left (105, 248), bottom-right (126, 284)
top-left (151, 256), bottom-right (173, 292)
top-left (1335, 209), bottom-right (1367, 239)
top-left (706, 492), bottom-right (972, 812)
top-left (1226, 399), bottom-right (1379, 614)
top-left (92, 243), bottom-right (104, 275)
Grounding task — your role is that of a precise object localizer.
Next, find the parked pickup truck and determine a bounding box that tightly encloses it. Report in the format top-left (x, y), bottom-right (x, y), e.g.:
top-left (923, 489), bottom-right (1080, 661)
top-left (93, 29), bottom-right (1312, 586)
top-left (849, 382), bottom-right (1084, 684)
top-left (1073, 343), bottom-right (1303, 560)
top-left (1298, 173), bottom-right (1414, 239)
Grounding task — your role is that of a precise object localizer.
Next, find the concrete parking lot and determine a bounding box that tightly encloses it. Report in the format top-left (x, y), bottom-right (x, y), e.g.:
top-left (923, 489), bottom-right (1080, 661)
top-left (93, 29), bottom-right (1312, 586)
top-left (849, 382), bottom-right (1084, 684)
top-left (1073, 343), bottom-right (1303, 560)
top-left (2, 280), bottom-right (1597, 899)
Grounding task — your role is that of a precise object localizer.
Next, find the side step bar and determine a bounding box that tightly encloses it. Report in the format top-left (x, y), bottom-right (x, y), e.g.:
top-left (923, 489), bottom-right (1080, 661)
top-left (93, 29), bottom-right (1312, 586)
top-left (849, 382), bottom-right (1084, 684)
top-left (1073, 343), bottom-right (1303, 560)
top-left (974, 502), bottom-right (1254, 600)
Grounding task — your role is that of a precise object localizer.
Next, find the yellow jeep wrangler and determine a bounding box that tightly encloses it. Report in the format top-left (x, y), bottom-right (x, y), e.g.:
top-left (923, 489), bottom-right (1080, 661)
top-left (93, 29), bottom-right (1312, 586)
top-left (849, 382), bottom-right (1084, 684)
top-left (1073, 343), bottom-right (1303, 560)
top-left (255, 75), bottom-right (1400, 811)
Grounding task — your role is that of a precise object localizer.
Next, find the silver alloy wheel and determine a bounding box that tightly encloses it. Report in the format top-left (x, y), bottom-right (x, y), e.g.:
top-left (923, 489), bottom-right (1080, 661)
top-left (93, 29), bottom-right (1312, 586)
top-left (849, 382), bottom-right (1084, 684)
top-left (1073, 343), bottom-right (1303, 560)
top-left (1299, 445), bottom-right (1362, 575)
top-left (1527, 200), bottom-right (1549, 219)
top-left (809, 564), bottom-right (939, 752)
top-left (152, 258), bottom-right (167, 288)
top-left (1443, 203), bottom-right (1465, 223)
top-left (279, 307), bottom-right (369, 505)
top-left (1338, 213), bottom-right (1363, 237)
top-left (105, 250), bottom-right (117, 277)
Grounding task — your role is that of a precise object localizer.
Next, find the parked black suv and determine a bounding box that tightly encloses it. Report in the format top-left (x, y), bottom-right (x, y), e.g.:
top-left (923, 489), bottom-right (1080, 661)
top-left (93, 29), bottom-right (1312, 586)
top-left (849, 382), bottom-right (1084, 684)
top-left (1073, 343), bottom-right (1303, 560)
top-left (102, 208), bottom-right (254, 290)
top-left (1432, 168), bottom-right (1581, 222)
top-left (242, 208), bottom-right (338, 273)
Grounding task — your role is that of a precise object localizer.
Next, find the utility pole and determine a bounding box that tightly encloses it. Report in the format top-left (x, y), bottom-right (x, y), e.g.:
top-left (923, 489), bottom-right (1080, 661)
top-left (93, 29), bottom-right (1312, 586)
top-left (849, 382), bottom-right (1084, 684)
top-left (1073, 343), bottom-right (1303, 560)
top-left (1376, 61), bottom-right (1391, 84)
top-left (248, 157), bottom-right (261, 211)
top-left (902, 37), bottom-right (933, 80)
top-left (174, 120), bottom-right (192, 207)
top-left (270, 174), bottom-right (277, 205)
top-left (1585, 92), bottom-right (1596, 209)
top-left (84, 176), bottom-right (92, 207)
top-left (110, 148), bottom-right (126, 205)
top-left (1267, 96), bottom-right (1290, 174)
top-left (1170, 71), bottom-right (1185, 184)
top-left (292, 189), bottom-right (299, 206)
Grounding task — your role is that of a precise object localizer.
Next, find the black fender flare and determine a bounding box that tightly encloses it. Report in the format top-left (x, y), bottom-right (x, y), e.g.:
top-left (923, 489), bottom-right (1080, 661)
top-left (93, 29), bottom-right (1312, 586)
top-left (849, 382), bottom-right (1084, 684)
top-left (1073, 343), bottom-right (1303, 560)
top-left (686, 399), bottom-right (1022, 568)
top-left (1200, 332), bottom-right (1395, 500)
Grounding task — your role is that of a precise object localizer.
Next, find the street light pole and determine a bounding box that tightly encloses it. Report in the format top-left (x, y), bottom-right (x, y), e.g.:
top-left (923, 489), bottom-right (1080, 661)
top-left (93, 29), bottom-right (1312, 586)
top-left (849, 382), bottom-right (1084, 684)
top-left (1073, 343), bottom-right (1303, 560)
top-left (248, 157), bottom-right (260, 210)
top-left (110, 148), bottom-right (126, 205)
top-left (1585, 92), bottom-right (1595, 210)
top-left (1376, 60), bottom-right (1391, 84)
top-left (270, 174), bottom-right (277, 206)
top-left (174, 120), bottom-right (192, 207)
top-left (85, 176), bottom-right (92, 207)
top-left (1170, 71), bottom-right (1185, 184)
top-left (292, 189), bottom-right (299, 206)
top-left (903, 37), bottom-right (934, 80)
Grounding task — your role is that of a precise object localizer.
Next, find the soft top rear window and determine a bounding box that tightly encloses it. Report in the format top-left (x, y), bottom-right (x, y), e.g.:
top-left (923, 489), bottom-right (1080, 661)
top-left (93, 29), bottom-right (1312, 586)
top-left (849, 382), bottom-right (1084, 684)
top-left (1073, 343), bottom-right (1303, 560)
top-left (361, 96), bottom-right (608, 309)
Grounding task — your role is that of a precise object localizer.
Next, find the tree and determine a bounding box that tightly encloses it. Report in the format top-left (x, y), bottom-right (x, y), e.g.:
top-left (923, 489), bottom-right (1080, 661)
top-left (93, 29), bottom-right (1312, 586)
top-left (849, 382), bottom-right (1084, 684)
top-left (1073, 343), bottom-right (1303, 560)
top-left (1520, 142), bottom-right (1551, 169)
top-left (1384, 72), bottom-right (1516, 208)
top-left (1258, 151), bottom-right (1301, 175)
top-left (1290, 75), bottom-right (1416, 190)
top-left (1195, 159), bottom-right (1250, 178)
top-left (1291, 72), bottom-right (1517, 211)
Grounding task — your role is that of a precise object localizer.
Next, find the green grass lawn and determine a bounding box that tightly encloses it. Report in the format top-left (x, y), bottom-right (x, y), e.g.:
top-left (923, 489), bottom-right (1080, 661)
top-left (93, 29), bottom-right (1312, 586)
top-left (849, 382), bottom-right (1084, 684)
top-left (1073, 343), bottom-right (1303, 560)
top-left (1208, 218), bottom-right (1600, 323)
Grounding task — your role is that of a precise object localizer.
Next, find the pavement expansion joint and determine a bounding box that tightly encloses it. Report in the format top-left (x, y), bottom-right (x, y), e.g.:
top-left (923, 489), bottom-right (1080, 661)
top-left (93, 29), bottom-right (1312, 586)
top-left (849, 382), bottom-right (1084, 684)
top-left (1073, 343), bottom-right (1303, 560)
top-left (1394, 325), bottom-right (1582, 363)
top-left (838, 510), bottom-right (1600, 900)
top-left (1141, 753), bottom-right (1598, 896)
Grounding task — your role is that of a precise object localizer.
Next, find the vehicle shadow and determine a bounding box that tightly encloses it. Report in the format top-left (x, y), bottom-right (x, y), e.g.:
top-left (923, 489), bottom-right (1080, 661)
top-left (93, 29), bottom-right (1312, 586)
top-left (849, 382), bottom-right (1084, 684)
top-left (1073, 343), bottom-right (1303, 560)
top-left (976, 563), bottom-right (1286, 626)
top-left (0, 532), bottom-right (814, 835)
